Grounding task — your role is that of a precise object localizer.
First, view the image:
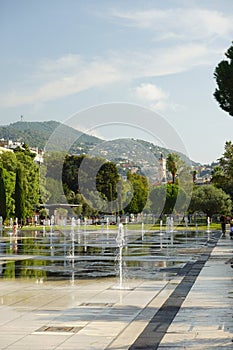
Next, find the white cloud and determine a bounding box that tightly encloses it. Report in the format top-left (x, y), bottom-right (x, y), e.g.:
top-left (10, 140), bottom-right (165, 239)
top-left (133, 83), bottom-right (169, 111)
top-left (111, 8), bottom-right (233, 41)
top-left (0, 5), bottom-right (229, 110)
top-left (1, 58), bottom-right (122, 107)
top-left (132, 44), bottom-right (212, 77)
top-left (134, 83), bottom-right (168, 101)
top-left (1, 42), bottom-right (214, 108)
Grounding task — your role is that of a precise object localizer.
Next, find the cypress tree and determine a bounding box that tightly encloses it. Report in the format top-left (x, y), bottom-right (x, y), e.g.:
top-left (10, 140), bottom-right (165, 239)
top-left (0, 167), bottom-right (7, 221)
top-left (15, 165), bottom-right (26, 226)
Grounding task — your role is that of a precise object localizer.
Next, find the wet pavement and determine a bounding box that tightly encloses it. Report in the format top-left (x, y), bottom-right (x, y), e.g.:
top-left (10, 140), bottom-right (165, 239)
top-left (0, 231), bottom-right (232, 349)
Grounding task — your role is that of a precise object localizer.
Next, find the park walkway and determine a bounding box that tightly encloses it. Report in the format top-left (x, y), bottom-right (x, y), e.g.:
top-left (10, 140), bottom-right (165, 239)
top-left (0, 232), bottom-right (232, 349)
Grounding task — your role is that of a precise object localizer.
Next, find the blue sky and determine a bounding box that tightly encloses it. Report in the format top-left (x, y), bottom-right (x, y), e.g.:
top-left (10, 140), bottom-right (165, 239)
top-left (0, 0), bottom-right (233, 164)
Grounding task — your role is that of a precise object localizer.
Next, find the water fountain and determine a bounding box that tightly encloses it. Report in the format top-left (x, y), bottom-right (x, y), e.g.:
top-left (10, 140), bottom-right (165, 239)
top-left (0, 212), bottom-right (216, 283)
top-left (207, 216), bottom-right (211, 240)
top-left (184, 216), bottom-right (189, 230)
top-left (50, 215), bottom-right (54, 233)
top-left (166, 216), bottom-right (171, 233)
top-left (115, 222), bottom-right (125, 289)
top-left (69, 225), bottom-right (75, 285)
top-left (9, 218), bottom-right (13, 230)
top-left (125, 217), bottom-right (128, 232)
top-left (195, 214), bottom-right (198, 233)
top-left (207, 216), bottom-right (211, 232)
top-left (71, 217), bottom-right (76, 228)
top-left (165, 216), bottom-right (174, 247)
top-left (77, 218), bottom-right (81, 235)
top-left (160, 219), bottom-right (163, 234)
top-left (141, 222), bottom-right (144, 240)
top-left (0, 216), bottom-right (3, 235)
top-left (49, 228), bottom-right (54, 256)
top-left (170, 217), bottom-right (174, 232)
top-left (84, 217), bottom-right (87, 231)
top-left (43, 219), bottom-right (46, 236)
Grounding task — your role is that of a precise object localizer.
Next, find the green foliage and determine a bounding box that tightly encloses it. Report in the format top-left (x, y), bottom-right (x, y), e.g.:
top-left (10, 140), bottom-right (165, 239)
top-left (188, 184), bottom-right (232, 218)
top-left (125, 173), bottom-right (149, 215)
top-left (13, 143), bottom-right (35, 159)
top-left (14, 165), bottom-right (26, 224)
top-left (61, 154), bottom-right (120, 215)
top-left (46, 178), bottom-right (66, 204)
top-left (211, 141), bottom-right (233, 200)
top-left (96, 162), bottom-right (119, 202)
top-left (164, 183), bottom-right (179, 214)
top-left (167, 153), bottom-right (178, 183)
top-left (218, 141), bottom-right (233, 177)
top-left (150, 183), bottom-right (188, 215)
top-left (55, 207), bottom-right (68, 218)
top-left (0, 167), bottom-right (7, 220)
top-left (214, 42), bottom-right (233, 116)
top-left (0, 148), bottom-right (41, 221)
top-left (14, 148), bottom-right (41, 218)
top-left (45, 151), bottom-right (67, 181)
top-left (0, 121), bottom-right (100, 150)
top-left (150, 185), bottom-right (166, 216)
top-left (38, 208), bottom-right (49, 220)
top-left (3, 170), bottom-right (15, 218)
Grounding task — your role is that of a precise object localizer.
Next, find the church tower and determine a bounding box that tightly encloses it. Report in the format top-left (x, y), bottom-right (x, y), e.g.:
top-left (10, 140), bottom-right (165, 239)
top-left (158, 154), bottom-right (167, 184)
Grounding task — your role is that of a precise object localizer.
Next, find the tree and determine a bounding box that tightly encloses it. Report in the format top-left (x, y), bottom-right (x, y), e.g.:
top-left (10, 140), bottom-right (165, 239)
top-left (150, 183), bottom-right (188, 216)
top-left (62, 154), bottom-right (120, 216)
top-left (167, 153), bottom-right (180, 184)
top-left (211, 165), bottom-right (229, 190)
top-left (0, 152), bottom-right (16, 219)
top-left (0, 149), bottom-right (41, 221)
top-left (218, 141), bottom-right (233, 177)
top-left (125, 173), bottom-right (149, 216)
top-left (164, 183), bottom-right (188, 214)
top-left (211, 141), bottom-right (233, 200)
top-left (0, 167), bottom-right (7, 221)
top-left (38, 208), bottom-right (49, 222)
top-left (188, 185), bottom-right (231, 219)
top-left (96, 162), bottom-right (119, 202)
top-left (213, 42), bottom-right (233, 116)
top-left (150, 185), bottom-right (166, 216)
top-left (14, 148), bottom-right (41, 218)
top-left (14, 165), bottom-right (26, 225)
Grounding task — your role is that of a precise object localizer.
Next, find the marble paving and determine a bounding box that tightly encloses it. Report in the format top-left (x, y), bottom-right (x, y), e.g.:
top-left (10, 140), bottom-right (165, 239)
top-left (0, 233), bottom-right (232, 350)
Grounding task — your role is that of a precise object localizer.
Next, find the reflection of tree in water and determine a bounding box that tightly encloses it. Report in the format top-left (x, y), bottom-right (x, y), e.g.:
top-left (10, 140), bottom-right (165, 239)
top-left (3, 234), bottom-right (47, 280)
top-left (1, 228), bottom-right (213, 282)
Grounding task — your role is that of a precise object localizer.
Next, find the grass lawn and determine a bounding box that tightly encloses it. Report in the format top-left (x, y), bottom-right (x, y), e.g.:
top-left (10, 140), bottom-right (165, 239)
top-left (11, 222), bottom-right (221, 232)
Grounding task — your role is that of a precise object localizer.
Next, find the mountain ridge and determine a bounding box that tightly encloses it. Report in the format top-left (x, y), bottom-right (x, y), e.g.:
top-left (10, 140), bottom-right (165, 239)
top-left (0, 120), bottom-right (200, 166)
top-left (0, 120), bottom-right (101, 150)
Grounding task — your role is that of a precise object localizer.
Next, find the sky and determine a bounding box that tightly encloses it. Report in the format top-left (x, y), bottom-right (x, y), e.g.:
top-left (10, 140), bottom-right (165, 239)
top-left (0, 0), bottom-right (233, 164)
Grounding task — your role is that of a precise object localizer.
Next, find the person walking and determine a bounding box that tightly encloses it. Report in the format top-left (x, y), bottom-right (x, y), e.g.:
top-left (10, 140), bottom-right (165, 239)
top-left (230, 218), bottom-right (233, 239)
top-left (220, 214), bottom-right (227, 236)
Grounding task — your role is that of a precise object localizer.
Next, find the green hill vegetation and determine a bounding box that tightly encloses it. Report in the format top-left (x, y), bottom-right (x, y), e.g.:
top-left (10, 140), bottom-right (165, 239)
top-left (0, 121), bottom-right (101, 150)
top-left (0, 121), bottom-right (199, 168)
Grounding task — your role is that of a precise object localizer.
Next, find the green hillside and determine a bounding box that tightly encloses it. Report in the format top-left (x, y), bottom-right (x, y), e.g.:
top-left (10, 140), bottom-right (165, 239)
top-left (0, 121), bottom-right (101, 150)
top-left (0, 121), bottom-right (199, 167)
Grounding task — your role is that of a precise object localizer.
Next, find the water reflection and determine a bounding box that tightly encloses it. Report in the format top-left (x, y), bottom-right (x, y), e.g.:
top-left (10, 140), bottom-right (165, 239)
top-left (0, 227), bottom-right (216, 283)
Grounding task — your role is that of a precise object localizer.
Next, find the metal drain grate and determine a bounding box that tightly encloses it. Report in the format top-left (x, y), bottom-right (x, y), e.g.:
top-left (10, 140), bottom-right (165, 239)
top-left (36, 326), bottom-right (83, 334)
top-left (79, 302), bottom-right (113, 307)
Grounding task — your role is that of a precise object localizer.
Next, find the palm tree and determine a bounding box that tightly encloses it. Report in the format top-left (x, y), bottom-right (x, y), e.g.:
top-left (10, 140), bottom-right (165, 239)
top-left (167, 153), bottom-right (179, 184)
